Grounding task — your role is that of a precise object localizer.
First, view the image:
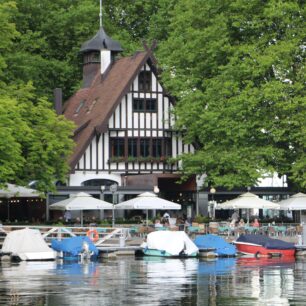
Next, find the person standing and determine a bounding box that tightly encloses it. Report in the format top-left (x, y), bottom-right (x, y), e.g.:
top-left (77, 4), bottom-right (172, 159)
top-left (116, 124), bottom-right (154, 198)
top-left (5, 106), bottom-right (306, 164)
top-left (64, 210), bottom-right (72, 223)
top-left (231, 211), bottom-right (239, 223)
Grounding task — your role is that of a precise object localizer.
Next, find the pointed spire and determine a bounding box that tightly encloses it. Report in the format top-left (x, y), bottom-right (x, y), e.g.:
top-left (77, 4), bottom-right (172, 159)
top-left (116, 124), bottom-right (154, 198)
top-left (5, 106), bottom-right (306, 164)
top-left (80, 27), bottom-right (123, 53)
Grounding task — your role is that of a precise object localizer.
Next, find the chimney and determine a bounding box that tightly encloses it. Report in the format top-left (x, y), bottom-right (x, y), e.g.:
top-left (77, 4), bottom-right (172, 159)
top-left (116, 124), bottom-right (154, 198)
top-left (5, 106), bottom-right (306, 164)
top-left (54, 88), bottom-right (62, 115)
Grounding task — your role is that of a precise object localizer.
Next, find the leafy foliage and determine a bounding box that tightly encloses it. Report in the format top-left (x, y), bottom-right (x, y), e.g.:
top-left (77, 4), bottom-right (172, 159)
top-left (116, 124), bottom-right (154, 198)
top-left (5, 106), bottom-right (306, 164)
top-left (0, 3), bottom-right (75, 191)
top-left (158, 0), bottom-right (305, 188)
top-left (0, 0), bottom-right (305, 191)
top-left (0, 83), bottom-right (75, 192)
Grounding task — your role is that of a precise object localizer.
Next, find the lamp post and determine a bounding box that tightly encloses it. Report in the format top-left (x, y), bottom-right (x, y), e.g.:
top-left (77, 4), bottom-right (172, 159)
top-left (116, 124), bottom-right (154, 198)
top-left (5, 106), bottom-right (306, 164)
top-left (100, 185), bottom-right (105, 220)
top-left (152, 186), bottom-right (160, 221)
top-left (100, 185), bottom-right (105, 200)
top-left (210, 187), bottom-right (216, 219)
top-left (196, 174), bottom-right (207, 217)
top-left (110, 184), bottom-right (117, 227)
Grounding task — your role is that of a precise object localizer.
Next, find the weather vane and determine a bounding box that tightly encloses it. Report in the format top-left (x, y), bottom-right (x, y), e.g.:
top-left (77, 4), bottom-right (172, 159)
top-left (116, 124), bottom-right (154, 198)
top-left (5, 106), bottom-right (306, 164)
top-left (99, 0), bottom-right (103, 28)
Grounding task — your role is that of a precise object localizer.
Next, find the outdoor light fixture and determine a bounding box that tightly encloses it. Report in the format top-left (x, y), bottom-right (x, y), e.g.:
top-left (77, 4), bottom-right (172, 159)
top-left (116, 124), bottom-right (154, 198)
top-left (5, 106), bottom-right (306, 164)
top-left (99, 185), bottom-right (106, 220)
top-left (153, 186), bottom-right (160, 194)
top-left (195, 174), bottom-right (207, 217)
top-left (110, 184), bottom-right (118, 227)
top-left (209, 187), bottom-right (216, 219)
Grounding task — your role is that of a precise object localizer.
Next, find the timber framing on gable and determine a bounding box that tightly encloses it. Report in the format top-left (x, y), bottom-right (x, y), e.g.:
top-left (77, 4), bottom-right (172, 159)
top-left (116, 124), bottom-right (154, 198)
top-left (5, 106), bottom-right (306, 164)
top-left (64, 43), bottom-right (179, 172)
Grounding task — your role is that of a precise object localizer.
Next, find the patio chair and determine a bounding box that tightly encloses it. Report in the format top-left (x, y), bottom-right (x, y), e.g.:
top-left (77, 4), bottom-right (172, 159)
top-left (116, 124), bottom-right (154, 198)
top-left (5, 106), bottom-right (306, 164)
top-left (286, 226), bottom-right (296, 236)
top-left (218, 226), bottom-right (229, 235)
top-left (208, 222), bottom-right (219, 234)
top-left (275, 226), bottom-right (286, 236)
top-left (296, 225), bottom-right (303, 235)
top-left (245, 226), bottom-right (257, 234)
top-left (155, 226), bottom-right (168, 231)
top-left (268, 226), bottom-right (276, 236)
top-left (129, 226), bottom-right (140, 237)
top-left (187, 226), bottom-right (200, 238)
top-left (198, 223), bottom-right (206, 234)
top-left (233, 227), bottom-right (246, 237)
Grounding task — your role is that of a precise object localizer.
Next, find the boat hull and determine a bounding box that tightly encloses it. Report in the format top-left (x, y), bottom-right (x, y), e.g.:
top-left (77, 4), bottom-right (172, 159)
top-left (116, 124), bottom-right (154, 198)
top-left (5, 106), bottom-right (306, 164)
top-left (234, 242), bottom-right (295, 257)
top-left (142, 248), bottom-right (198, 258)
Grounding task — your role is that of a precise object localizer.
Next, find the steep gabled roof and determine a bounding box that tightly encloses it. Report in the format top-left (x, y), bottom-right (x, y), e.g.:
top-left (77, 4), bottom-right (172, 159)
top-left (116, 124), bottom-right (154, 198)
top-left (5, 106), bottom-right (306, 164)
top-left (64, 49), bottom-right (154, 170)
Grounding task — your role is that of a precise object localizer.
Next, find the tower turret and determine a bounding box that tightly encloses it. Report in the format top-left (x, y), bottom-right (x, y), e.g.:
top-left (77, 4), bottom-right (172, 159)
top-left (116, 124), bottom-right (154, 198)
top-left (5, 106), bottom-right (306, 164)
top-left (80, 27), bottom-right (123, 87)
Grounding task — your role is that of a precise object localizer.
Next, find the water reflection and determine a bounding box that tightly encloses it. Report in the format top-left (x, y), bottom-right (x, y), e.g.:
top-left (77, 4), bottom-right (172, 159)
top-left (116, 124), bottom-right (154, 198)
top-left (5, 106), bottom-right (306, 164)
top-left (0, 261), bottom-right (56, 305)
top-left (234, 257), bottom-right (295, 306)
top-left (1, 257), bottom-right (306, 305)
top-left (198, 258), bottom-right (236, 275)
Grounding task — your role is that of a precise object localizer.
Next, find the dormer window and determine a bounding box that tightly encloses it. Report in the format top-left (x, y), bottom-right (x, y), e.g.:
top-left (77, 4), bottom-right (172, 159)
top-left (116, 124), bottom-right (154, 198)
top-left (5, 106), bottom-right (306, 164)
top-left (74, 100), bottom-right (85, 114)
top-left (138, 71), bottom-right (151, 92)
top-left (86, 98), bottom-right (98, 114)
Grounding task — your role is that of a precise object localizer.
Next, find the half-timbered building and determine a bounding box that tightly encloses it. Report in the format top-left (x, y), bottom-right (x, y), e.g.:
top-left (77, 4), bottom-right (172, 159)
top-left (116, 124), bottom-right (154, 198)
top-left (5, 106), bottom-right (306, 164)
top-left (51, 26), bottom-right (201, 219)
top-left (49, 27), bottom-right (291, 222)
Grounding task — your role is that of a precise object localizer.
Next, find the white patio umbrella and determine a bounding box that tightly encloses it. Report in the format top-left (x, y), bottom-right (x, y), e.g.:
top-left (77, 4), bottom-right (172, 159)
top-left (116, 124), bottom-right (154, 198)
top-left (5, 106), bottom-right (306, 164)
top-left (49, 192), bottom-right (113, 226)
top-left (215, 192), bottom-right (280, 223)
top-left (278, 192), bottom-right (306, 223)
top-left (0, 183), bottom-right (40, 221)
top-left (115, 192), bottom-right (181, 226)
top-left (0, 183), bottom-right (40, 198)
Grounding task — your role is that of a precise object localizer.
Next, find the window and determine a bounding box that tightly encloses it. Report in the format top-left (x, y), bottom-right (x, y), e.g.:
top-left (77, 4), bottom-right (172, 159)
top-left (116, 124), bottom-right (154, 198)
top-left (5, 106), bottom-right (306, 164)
top-left (109, 137), bottom-right (172, 161)
top-left (140, 139), bottom-right (150, 157)
top-left (133, 98), bottom-right (157, 112)
top-left (146, 99), bottom-right (157, 112)
top-left (165, 138), bottom-right (172, 157)
top-left (138, 71), bottom-right (151, 92)
top-left (152, 139), bottom-right (162, 157)
top-left (133, 99), bottom-right (145, 112)
top-left (110, 138), bottom-right (124, 157)
top-left (74, 100), bottom-right (85, 114)
top-left (91, 52), bottom-right (100, 63)
top-left (128, 138), bottom-right (137, 157)
top-left (83, 51), bottom-right (100, 64)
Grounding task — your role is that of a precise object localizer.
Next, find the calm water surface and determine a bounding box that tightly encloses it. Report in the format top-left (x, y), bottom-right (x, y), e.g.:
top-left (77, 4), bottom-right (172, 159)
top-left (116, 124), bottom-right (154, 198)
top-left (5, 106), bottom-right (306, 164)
top-left (1, 256), bottom-right (306, 306)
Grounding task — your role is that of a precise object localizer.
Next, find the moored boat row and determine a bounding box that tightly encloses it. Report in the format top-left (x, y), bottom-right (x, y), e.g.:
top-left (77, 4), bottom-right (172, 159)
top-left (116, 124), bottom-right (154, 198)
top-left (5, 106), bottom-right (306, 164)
top-left (0, 227), bottom-right (300, 261)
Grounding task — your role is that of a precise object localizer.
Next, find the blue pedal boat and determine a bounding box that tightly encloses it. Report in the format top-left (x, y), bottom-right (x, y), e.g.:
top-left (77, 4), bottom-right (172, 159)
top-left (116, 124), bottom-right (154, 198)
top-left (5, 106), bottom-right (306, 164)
top-left (194, 234), bottom-right (237, 257)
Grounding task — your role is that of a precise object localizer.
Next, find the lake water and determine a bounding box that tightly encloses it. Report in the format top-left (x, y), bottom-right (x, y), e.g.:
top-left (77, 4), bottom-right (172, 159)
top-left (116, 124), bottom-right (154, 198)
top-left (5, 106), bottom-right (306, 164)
top-left (1, 256), bottom-right (306, 306)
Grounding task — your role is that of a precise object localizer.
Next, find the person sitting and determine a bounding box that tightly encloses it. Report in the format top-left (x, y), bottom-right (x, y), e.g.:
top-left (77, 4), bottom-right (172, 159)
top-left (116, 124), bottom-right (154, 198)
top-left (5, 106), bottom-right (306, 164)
top-left (238, 218), bottom-right (245, 227)
top-left (154, 219), bottom-right (163, 228)
top-left (163, 211), bottom-right (170, 220)
top-left (252, 218), bottom-right (260, 227)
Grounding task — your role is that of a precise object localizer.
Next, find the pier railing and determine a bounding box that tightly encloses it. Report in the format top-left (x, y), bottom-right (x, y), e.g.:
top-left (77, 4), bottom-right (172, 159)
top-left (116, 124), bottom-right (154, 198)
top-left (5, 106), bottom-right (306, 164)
top-left (0, 225), bottom-right (130, 247)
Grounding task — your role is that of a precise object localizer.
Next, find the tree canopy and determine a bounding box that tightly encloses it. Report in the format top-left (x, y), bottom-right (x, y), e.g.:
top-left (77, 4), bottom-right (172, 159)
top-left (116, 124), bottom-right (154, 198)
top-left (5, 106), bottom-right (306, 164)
top-left (0, 2), bottom-right (75, 192)
top-left (0, 0), bottom-right (305, 191)
top-left (157, 0), bottom-right (305, 189)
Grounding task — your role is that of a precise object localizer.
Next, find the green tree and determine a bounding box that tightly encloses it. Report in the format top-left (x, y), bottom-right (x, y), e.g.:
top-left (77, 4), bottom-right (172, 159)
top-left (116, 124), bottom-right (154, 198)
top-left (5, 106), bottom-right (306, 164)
top-left (3, 0), bottom-right (146, 100)
top-left (0, 2), bottom-right (19, 81)
top-left (2, 0), bottom-right (176, 100)
top-left (158, 0), bottom-right (305, 189)
top-left (0, 3), bottom-right (75, 192)
top-left (0, 84), bottom-right (75, 192)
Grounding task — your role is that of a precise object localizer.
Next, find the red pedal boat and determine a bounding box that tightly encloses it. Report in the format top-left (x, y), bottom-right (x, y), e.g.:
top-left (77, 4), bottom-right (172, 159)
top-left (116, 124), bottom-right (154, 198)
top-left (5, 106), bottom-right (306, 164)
top-left (234, 234), bottom-right (296, 257)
